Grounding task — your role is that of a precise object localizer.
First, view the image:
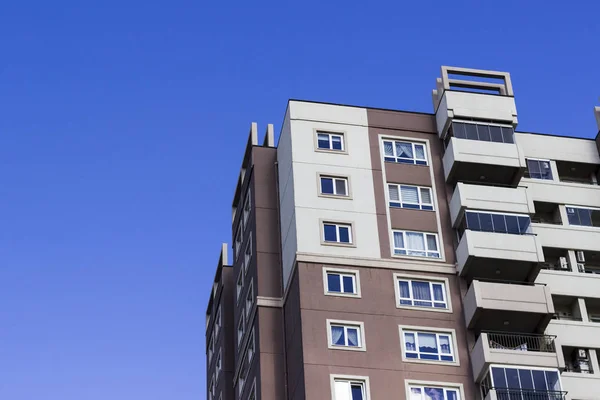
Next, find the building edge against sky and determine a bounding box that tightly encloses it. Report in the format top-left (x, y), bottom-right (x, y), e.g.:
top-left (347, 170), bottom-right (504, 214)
top-left (205, 66), bottom-right (600, 400)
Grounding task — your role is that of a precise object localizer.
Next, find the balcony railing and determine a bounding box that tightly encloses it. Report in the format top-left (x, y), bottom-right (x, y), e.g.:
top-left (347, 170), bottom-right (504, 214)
top-left (485, 332), bottom-right (556, 353)
top-left (484, 388), bottom-right (567, 400)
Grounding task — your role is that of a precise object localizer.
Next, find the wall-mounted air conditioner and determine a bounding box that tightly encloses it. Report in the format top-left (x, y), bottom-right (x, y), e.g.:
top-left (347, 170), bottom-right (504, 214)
top-left (559, 257), bottom-right (569, 269)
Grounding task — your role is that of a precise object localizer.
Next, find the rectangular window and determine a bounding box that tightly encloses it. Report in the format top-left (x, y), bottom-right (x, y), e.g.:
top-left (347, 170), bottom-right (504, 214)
top-left (327, 320), bottom-right (365, 350)
top-left (243, 190), bottom-right (251, 227)
top-left (483, 366), bottom-right (562, 397)
top-left (388, 184), bottom-right (434, 210)
top-left (566, 206), bottom-right (600, 227)
top-left (215, 305), bottom-right (221, 336)
top-left (215, 349), bottom-right (222, 377)
top-left (317, 131), bottom-right (345, 151)
top-left (383, 140), bottom-right (428, 165)
top-left (236, 269), bottom-right (244, 302)
top-left (396, 277), bottom-right (448, 310)
top-left (463, 210), bottom-right (532, 235)
top-left (525, 159), bottom-right (553, 180)
top-left (393, 230), bottom-right (440, 258)
top-left (208, 377), bottom-right (215, 400)
top-left (244, 234), bottom-right (252, 273)
top-left (333, 378), bottom-right (368, 400)
top-left (401, 328), bottom-right (456, 363)
top-left (208, 332), bottom-right (214, 360)
top-left (248, 380), bottom-right (257, 400)
top-left (320, 175), bottom-right (349, 197)
top-left (248, 329), bottom-right (255, 361)
top-left (408, 384), bottom-right (461, 400)
top-left (451, 121), bottom-right (514, 144)
top-left (237, 311), bottom-right (245, 346)
top-left (238, 365), bottom-right (247, 396)
top-left (323, 222), bottom-right (353, 244)
top-left (245, 281), bottom-right (254, 317)
top-left (234, 224), bottom-right (242, 257)
top-left (324, 269), bottom-right (359, 296)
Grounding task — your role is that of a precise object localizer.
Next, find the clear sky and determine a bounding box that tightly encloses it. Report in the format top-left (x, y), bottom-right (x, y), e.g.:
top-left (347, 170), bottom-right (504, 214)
top-left (0, 1), bottom-right (598, 399)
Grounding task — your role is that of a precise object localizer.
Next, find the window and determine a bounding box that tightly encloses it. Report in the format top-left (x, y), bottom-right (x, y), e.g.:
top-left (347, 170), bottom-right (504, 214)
top-left (393, 231), bottom-right (440, 258)
top-left (482, 366), bottom-right (562, 398)
top-left (451, 121), bottom-right (514, 144)
top-left (245, 281), bottom-right (254, 317)
top-left (237, 311), bottom-right (245, 346)
top-left (208, 376), bottom-right (215, 400)
top-left (215, 349), bottom-right (222, 377)
top-left (396, 276), bottom-right (448, 310)
top-left (320, 176), bottom-right (349, 197)
top-left (208, 332), bottom-right (214, 360)
top-left (383, 140), bottom-right (427, 165)
top-left (247, 329), bottom-right (255, 361)
top-left (322, 222), bottom-right (353, 245)
top-left (324, 268), bottom-right (359, 296)
top-left (566, 206), bottom-right (600, 227)
top-left (244, 234), bottom-right (252, 273)
top-left (462, 211), bottom-right (532, 235)
top-left (238, 365), bottom-right (247, 396)
top-left (327, 320), bottom-right (365, 350)
top-left (401, 328), bottom-right (456, 363)
top-left (408, 384), bottom-right (461, 400)
top-left (248, 380), bottom-right (257, 400)
top-left (332, 377), bottom-right (369, 400)
top-left (236, 269), bottom-right (244, 302)
top-left (525, 159), bottom-right (553, 180)
top-left (388, 184), bottom-right (434, 210)
top-left (317, 131), bottom-right (344, 151)
top-left (243, 190), bottom-right (251, 228)
top-left (215, 305), bottom-right (222, 335)
top-left (235, 224), bottom-right (242, 257)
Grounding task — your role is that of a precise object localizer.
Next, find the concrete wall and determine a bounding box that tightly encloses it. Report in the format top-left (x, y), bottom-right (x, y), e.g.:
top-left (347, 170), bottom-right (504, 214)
top-left (532, 223), bottom-right (600, 252)
top-left (521, 179), bottom-right (600, 208)
top-left (561, 372), bottom-right (600, 400)
top-left (537, 269), bottom-right (600, 299)
top-left (516, 132), bottom-right (600, 164)
top-left (546, 319), bottom-right (600, 348)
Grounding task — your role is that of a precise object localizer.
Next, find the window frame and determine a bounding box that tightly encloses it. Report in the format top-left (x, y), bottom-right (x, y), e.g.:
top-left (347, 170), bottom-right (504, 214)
top-left (323, 267), bottom-right (361, 298)
top-left (382, 139), bottom-right (428, 165)
top-left (215, 305), bottom-right (222, 336)
top-left (237, 310), bottom-right (245, 347)
top-left (326, 319), bottom-right (366, 352)
top-left (243, 189), bottom-right (252, 228)
top-left (208, 375), bottom-right (215, 400)
top-left (387, 183), bottom-right (434, 211)
top-left (450, 120), bottom-right (515, 144)
top-left (393, 273), bottom-right (452, 313)
top-left (245, 280), bottom-right (254, 317)
top-left (463, 210), bottom-right (533, 235)
top-left (208, 331), bottom-right (214, 360)
top-left (244, 234), bottom-right (253, 273)
top-left (247, 328), bottom-right (255, 362)
top-left (399, 325), bottom-right (459, 366)
top-left (392, 230), bottom-right (441, 259)
top-left (405, 380), bottom-right (465, 400)
top-left (234, 223), bottom-right (242, 258)
top-left (215, 348), bottom-right (222, 379)
top-left (330, 375), bottom-right (371, 400)
top-left (248, 379), bottom-right (257, 400)
top-left (565, 205), bottom-right (600, 228)
top-left (524, 158), bottom-right (554, 181)
top-left (237, 363), bottom-right (247, 397)
top-left (315, 130), bottom-right (347, 153)
top-left (236, 268), bottom-right (244, 304)
top-left (321, 220), bottom-right (355, 247)
top-left (318, 174), bottom-right (351, 198)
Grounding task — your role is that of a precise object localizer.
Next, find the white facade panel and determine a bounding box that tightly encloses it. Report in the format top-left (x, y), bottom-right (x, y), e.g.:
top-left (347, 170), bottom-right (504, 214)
top-left (537, 270), bottom-right (600, 299)
top-left (561, 373), bottom-right (600, 400)
top-left (521, 178), bottom-right (600, 209)
top-left (287, 100), bottom-right (368, 126)
top-left (516, 132), bottom-right (600, 164)
top-left (532, 223), bottom-right (600, 252)
top-left (546, 319), bottom-right (600, 348)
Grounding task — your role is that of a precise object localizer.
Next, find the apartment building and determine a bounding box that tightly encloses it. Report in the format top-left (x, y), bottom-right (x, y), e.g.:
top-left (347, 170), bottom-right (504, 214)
top-left (205, 66), bottom-right (600, 400)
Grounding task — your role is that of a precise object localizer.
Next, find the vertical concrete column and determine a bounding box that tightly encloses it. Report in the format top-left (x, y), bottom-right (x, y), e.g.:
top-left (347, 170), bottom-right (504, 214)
top-left (549, 160), bottom-right (560, 182)
top-left (589, 349), bottom-right (600, 375)
top-left (559, 205), bottom-right (570, 227)
top-left (576, 298), bottom-right (589, 322)
top-left (567, 250), bottom-right (579, 273)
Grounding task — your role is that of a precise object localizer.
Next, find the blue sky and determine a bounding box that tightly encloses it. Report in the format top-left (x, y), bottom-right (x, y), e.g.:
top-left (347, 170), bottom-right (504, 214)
top-left (0, 1), bottom-right (598, 399)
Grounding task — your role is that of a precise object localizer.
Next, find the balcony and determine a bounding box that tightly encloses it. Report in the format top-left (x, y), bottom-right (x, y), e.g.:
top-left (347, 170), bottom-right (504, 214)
top-left (464, 280), bottom-right (554, 332)
top-left (471, 332), bottom-right (563, 382)
top-left (456, 229), bottom-right (544, 281)
top-left (532, 223), bottom-right (600, 252)
top-left (449, 183), bottom-right (534, 227)
top-left (538, 265), bottom-right (600, 298)
top-left (546, 319), bottom-right (600, 348)
top-left (483, 389), bottom-right (567, 400)
top-left (442, 137), bottom-right (526, 186)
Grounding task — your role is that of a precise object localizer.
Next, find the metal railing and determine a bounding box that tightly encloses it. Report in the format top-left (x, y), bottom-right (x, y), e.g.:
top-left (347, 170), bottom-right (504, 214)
top-left (484, 388), bottom-right (567, 400)
top-left (485, 332), bottom-right (557, 353)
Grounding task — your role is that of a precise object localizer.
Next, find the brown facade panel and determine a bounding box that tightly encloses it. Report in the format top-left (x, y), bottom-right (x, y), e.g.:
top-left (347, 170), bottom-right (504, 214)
top-left (284, 268), bottom-right (305, 400)
top-left (389, 208), bottom-right (438, 233)
top-left (376, 214), bottom-right (391, 259)
top-left (385, 163), bottom-right (433, 187)
top-left (367, 109), bottom-right (438, 133)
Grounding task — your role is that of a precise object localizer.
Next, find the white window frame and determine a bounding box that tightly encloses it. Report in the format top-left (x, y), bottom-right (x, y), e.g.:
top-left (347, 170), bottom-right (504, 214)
top-left (525, 158), bottom-right (554, 181)
top-left (319, 174), bottom-right (350, 198)
top-left (244, 234), bottom-right (253, 273)
top-left (565, 205), bottom-right (600, 228)
top-left (330, 375), bottom-right (371, 400)
top-left (393, 273), bottom-right (452, 313)
top-left (405, 380), bottom-right (465, 400)
top-left (327, 319), bottom-right (366, 351)
top-left (387, 183), bottom-right (434, 211)
top-left (236, 268), bottom-right (244, 303)
top-left (243, 189), bottom-right (251, 228)
top-left (215, 348), bottom-right (222, 378)
top-left (245, 280), bottom-right (254, 317)
top-left (316, 130), bottom-right (346, 152)
top-left (237, 310), bottom-right (245, 347)
top-left (399, 325), bottom-right (459, 366)
top-left (382, 139), bottom-right (428, 165)
top-left (321, 221), bottom-right (354, 246)
top-left (464, 210), bottom-right (533, 235)
top-left (323, 267), bottom-right (361, 297)
top-left (392, 230), bottom-right (440, 259)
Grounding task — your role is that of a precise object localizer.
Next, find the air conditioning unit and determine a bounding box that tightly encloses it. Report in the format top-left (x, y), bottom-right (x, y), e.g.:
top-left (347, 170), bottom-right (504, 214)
top-left (577, 349), bottom-right (588, 360)
top-left (577, 251), bottom-right (586, 263)
top-left (578, 263), bottom-right (586, 273)
top-left (559, 257), bottom-right (569, 269)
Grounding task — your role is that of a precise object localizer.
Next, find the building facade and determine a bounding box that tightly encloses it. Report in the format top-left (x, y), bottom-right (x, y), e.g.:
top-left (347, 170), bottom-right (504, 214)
top-left (205, 66), bottom-right (600, 400)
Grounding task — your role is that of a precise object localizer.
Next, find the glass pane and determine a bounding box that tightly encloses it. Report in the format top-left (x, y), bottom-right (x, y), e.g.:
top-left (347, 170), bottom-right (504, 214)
top-left (397, 142), bottom-right (413, 158)
top-left (566, 207), bottom-right (579, 225)
top-left (412, 281), bottom-right (432, 301)
top-left (479, 213), bottom-right (494, 232)
top-left (505, 215), bottom-right (519, 234)
top-left (410, 387), bottom-right (423, 400)
top-left (489, 126), bottom-right (503, 143)
top-left (424, 388), bottom-right (444, 398)
top-left (317, 134), bottom-right (330, 149)
top-left (404, 332), bottom-right (416, 351)
top-left (579, 208), bottom-right (593, 226)
top-left (533, 370), bottom-right (547, 390)
top-left (439, 335), bottom-right (451, 354)
top-left (383, 141), bottom-right (394, 156)
top-left (406, 232), bottom-right (425, 251)
top-left (338, 226), bottom-right (350, 243)
top-left (335, 381), bottom-right (350, 400)
top-left (420, 188), bottom-right (432, 205)
top-left (492, 214), bottom-right (507, 233)
top-left (342, 275), bottom-right (354, 293)
top-left (331, 326), bottom-right (345, 345)
top-left (477, 124), bottom-right (491, 141)
top-left (327, 274), bottom-right (341, 292)
top-left (347, 328), bottom-right (359, 346)
top-left (389, 185), bottom-right (400, 201)
top-left (591, 209), bottom-right (600, 227)
top-left (417, 332), bottom-right (438, 353)
top-left (519, 369), bottom-right (534, 390)
top-left (321, 178), bottom-right (334, 194)
top-left (426, 234), bottom-right (438, 251)
top-left (393, 232), bottom-right (404, 249)
top-left (505, 368), bottom-right (520, 389)
top-left (466, 212), bottom-right (481, 231)
top-left (399, 280), bottom-right (410, 298)
top-left (546, 371), bottom-right (560, 391)
top-left (492, 367), bottom-right (508, 388)
top-left (528, 159), bottom-right (541, 177)
top-left (401, 186), bottom-right (419, 203)
top-left (465, 124), bottom-right (478, 140)
top-left (350, 384), bottom-right (363, 400)
top-left (501, 127), bottom-right (514, 143)
top-left (414, 144), bottom-right (425, 160)
top-left (518, 216), bottom-right (531, 234)
top-left (446, 389), bottom-right (459, 400)
top-left (335, 179), bottom-right (347, 196)
top-left (453, 122), bottom-right (466, 139)
top-left (324, 224), bottom-right (337, 241)
top-left (331, 135), bottom-right (343, 150)
top-left (432, 284), bottom-right (444, 301)
top-left (540, 160), bottom-right (553, 179)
